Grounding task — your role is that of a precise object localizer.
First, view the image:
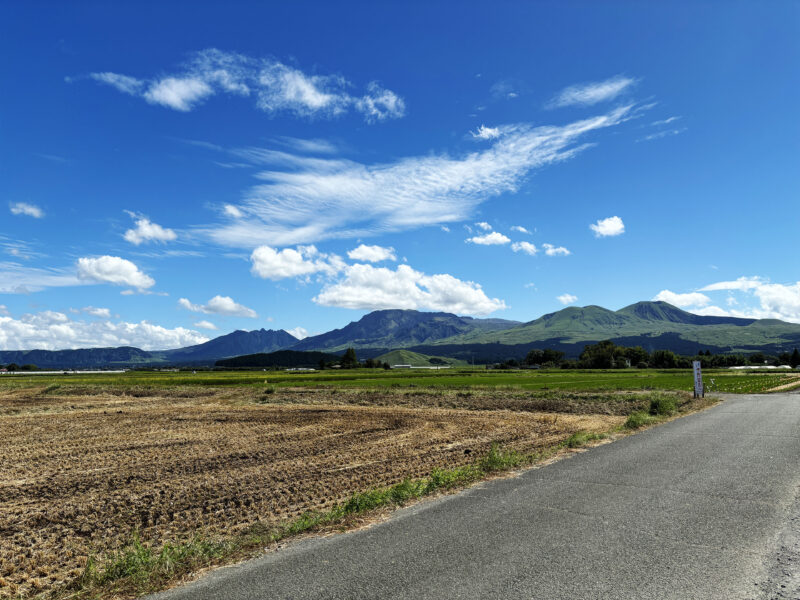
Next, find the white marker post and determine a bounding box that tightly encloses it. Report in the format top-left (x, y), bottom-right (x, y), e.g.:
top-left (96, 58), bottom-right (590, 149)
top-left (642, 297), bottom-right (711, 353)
top-left (693, 360), bottom-right (704, 398)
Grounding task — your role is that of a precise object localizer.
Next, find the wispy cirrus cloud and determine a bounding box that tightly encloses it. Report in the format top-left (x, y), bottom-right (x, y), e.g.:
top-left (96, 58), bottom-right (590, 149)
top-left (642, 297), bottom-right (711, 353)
top-left (548, 75), bottom-right (636, 108)
top-left (208, 104), bottom-right (636, 248)
top-left (87, 49), bottom-right (405, 122)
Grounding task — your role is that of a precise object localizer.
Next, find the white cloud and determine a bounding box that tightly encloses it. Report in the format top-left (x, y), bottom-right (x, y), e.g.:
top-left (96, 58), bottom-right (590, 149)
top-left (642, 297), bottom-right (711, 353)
top-left (692, 277), bottom-right (800, 323)
top-left (250, 245), bottom-right (345, 280)
top-left (548, 75), bottom-right (636, 108)
top-left (123, 216), bottom-right (177, 245)
top-left (511, 241), bottom-right (538, 256)
top-left (194, 320), bottom-right (218, 330)
top-left (466, 232), bottom-right (511, 245)
top-left (178, 295), bottom-right (257, 318)
top-left (557, 294), bottom-right (578, 305)
top-left (91, 49), bottom-right (405, 122)
top-left (90, 72), bottom-right (144, 95)
top-left (313, 263), bottom-right (506, 316)
top-left (143, 77), bottom-right (213, 111)
top-left (0, 305), bottom-right (8, 316)
top-left (0, 310), bottom-right (208, 351)
top-left (590, 215), bottom-right (625, 237)
top-left (83, 306), bottom-right (111, 318)
top-left (475, 221), bottom-right (492, 231)
top-left (639, 128), bottom-right (687, 142)
top-left (653, 290), bottom-right (711, 308)
top-left (699, 277), bottom-right (763, 292)
top-left (651, 116), bottom-right (681, 126)
top-left (542, 243), bottom-right (571, 256)
top-left (440, 226), bottom-right (450, 233)
top-left (510, 225), bottom-right (530, 234)
top-left (207, 104), bottom-right (636, 247)
top-left (10, 202), bottom-right (44, 218)
top-left (347, 244), bottom-right (397, 263)
top-left (76, 256), bottom-right (155, 291)
top-left (224, 204), bottom-right (244, 218)
top-left (472, 125), bottom-right (501, 140)
top-left (0, 263), bottom-right (83, 294)
top-left (286, 326), bottom-right (308, 340)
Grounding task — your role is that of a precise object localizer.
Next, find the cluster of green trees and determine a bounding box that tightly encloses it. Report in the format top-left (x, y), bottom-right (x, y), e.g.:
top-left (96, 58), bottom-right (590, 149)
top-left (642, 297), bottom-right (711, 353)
top-left (488, 342), bottom-right (800, 370)
top-left (0, 363), bottom-right (38, 371)
top-left (318, 348), bottom-right (391, 370)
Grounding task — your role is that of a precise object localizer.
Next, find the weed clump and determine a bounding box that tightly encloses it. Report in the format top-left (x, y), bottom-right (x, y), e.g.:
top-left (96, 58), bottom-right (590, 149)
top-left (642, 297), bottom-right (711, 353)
top-left (649, 394), bottom-right (678, 416)
top-left (624, 411), bottom-right (657, 429)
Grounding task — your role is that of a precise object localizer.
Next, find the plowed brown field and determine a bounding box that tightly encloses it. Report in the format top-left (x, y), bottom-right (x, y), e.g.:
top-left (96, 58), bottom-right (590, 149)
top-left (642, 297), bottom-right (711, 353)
top-left (0, 386), bottom-right (623, 598)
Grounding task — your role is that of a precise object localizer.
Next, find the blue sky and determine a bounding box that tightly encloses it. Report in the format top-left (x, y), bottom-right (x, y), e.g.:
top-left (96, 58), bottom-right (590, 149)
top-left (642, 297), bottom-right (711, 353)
top-left (1, 1), bottom-right (799, 350)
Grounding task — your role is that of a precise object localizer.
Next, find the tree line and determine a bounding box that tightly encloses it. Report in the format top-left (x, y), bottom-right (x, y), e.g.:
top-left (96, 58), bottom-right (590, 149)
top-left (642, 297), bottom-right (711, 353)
top-left (491, 342), bottom-right (800, 370)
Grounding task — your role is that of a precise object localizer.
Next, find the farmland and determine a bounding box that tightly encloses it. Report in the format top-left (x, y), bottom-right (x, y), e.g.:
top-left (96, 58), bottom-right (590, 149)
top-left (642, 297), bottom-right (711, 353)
top-left (0, 368), bottom-right (793, 598)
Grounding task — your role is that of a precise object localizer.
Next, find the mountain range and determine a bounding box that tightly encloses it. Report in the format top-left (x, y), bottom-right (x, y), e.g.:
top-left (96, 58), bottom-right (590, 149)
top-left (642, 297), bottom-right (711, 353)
top-left (2, 302), bottom-right (800, 368)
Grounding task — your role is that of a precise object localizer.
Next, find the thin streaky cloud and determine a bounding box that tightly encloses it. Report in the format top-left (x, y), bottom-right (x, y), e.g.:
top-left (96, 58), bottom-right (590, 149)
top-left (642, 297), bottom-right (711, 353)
top-left (206, 104), bottom-right (637, 248)
top-left (547, 75), bottom-right (636, 108)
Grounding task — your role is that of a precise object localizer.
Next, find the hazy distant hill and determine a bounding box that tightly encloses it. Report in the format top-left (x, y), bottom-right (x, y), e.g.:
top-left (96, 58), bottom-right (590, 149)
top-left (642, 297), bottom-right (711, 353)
top-left (292, 309), bottom-right (521, 352)
top-left (0, 346), bottom-right (157, 369)
top-left (164, 329), bottom-right (298, 362)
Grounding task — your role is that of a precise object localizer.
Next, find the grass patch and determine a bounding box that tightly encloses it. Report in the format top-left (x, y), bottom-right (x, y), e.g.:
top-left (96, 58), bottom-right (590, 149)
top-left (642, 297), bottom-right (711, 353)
top-left (564, 430), bottom-right (607, 448)
top-left (624, 410), bottom-right (659, 429)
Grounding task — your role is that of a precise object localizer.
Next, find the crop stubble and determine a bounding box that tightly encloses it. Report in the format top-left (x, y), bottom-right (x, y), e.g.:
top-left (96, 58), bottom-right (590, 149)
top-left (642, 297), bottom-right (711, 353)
top-left (0, 386), bottom-right (621, 598)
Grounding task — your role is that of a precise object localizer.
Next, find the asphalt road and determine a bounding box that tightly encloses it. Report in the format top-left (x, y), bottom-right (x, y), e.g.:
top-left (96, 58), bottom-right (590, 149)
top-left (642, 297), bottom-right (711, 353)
top-left (150, 393), bottom-right (800, 600)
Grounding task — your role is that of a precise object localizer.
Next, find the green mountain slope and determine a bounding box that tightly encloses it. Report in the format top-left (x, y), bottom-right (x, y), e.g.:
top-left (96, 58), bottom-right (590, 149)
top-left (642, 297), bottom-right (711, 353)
top-left (373, 349), bottom-right (467, 367)
top-left (431, 301), bottom-right (800, 354)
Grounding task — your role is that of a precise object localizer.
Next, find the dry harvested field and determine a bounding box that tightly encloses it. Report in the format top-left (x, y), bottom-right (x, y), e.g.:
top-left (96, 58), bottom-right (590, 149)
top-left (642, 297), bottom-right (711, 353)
top-left (1, 384), bottom-right (683, 598)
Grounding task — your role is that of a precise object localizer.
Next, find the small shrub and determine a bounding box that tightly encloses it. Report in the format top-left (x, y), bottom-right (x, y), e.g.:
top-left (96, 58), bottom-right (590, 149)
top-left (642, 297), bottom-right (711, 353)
top-left (479, 443), bottom-right (523, 472)
top-left (649, 395), bottom-right (677, 416)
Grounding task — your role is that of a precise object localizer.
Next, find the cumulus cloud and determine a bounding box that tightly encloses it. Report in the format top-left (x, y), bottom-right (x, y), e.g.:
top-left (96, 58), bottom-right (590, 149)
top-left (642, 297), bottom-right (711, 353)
top-left (10, 202), bottom-right (44, 218)
top-left (466, 232), bottom-right (511, 245)
top-left (0, 310), bottom-right (208, 351)
top-left (653, 290), bottom-right (711, 308)
top-left (313, 264), bottom-right (506, 316)
top-left (207, 104), bottom-right (636, 247)
top-left (178, 295), bottom-right (257, 318)
top-left (510, 225), bottom-right (530, 234)
top-left (83, 306), bottom-right (111, 318)
top-left (347, 244), bottom-right (396, 263)
top-left (548, 75), bottom-right (636, 108)
top-left (123, 215), bottom-right (177, 245)
top-left (475, 222), bottom-right (492, 231)
top-left (193, 320), bottom-right (218, 330)
top-left (90, 49), bottom-right (405, 122)
top-left (590, 215), bottom-right (625, 237)
top-left (542, 243), bottom-right (571, 256)
top-left (250, 245), bottom-right (345, 280)
top-left (557, 294), bottom-right (578, 305)
top-left (511, 241), bottom-right (538, 256)
top-left (286, 326), bottom-right (309, 340)
top-left (691, 277), bottom-right (800, 323)
top-left (76, 256), bottom-right (155, 291)
top-left (472, 125), bottom-right (501, 140)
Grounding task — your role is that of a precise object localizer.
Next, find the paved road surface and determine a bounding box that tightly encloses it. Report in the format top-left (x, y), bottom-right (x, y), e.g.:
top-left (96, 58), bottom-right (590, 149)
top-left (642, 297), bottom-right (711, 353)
top-left (150, 393), bottom-right (800, 599)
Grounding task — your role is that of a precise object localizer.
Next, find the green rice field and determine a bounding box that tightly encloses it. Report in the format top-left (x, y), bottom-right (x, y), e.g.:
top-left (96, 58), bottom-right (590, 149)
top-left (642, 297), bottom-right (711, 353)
top-left (1, 368), bottom-right (798, 394)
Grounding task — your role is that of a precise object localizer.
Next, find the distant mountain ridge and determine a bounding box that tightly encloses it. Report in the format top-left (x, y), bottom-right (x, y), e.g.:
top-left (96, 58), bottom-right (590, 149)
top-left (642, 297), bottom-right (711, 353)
top-left (291, 309), bottom-right (521, 352)
top-left (2, 303), bottom-right (800, 368)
